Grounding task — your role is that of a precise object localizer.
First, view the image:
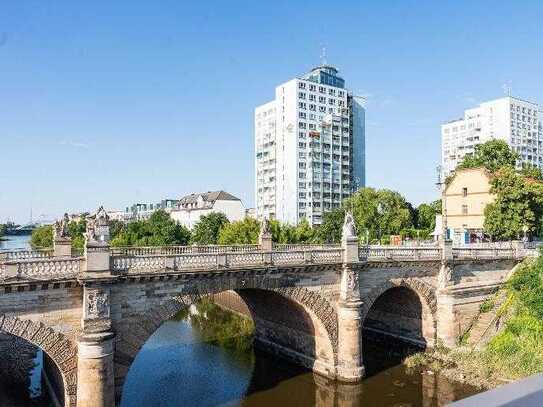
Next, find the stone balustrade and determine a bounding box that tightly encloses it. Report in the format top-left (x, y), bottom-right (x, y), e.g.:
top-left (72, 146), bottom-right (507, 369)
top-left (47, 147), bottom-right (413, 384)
top-left (111, 248), bottom-right (344, 274)
top-left (109, 244), bottom-right (261, 256)
top-left (0, 243), bottom-right (536, 283)
top-left (0, 258), bottom-right (82, 281)
top-left (359, 246), bottom-right (442, 261)
top-left (452, 247), bottom-right (517, 260)
top-left (0, 249), bottom-right (54, 262)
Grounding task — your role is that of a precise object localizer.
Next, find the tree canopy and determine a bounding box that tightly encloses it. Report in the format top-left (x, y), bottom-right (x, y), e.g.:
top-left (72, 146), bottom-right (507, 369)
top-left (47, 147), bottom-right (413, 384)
top-left (484, 167), bottom-right (543, 240)
top-left (110, 210), bottom-right (191, 247)
top-left (314, 187), bottom-right (417, 244)
top-left (457, 139), bottom-right (519, 173)
top-left (217, 218), bottom-right (260, 245)
top-left (415, 200), bottom-right (441, 231)
top-left (191, 212), bottom-right (230, 245)
top-left (31, 225), bottom-right (54, 249)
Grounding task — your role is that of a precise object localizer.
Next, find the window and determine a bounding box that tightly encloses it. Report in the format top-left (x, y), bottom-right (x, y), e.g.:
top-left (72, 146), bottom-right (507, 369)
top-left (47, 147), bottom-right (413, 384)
top-left (462, 205), bottom-right (468, 215)
top-left (462, 187), bottom-right (468, 197)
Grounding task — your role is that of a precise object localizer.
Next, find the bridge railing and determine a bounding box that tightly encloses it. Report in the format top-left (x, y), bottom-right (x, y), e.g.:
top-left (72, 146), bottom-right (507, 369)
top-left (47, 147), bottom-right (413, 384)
top-left (359, 246), bottom-right (442, 261)
top-left (109, 244), bottom-right (261, 257)
top-left (272, 243), bottom-right (341, 251)
top-left (0, 257), bottom-right (82, 281)
top-left (0, 248), bottom-right (54, 262)
top-left (110, 247), bottom-right (344, 274)
top-left (451, 247), bottom-right (517, 260)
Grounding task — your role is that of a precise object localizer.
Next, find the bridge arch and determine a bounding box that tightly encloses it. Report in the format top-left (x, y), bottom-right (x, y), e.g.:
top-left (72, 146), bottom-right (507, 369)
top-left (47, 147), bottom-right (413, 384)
top-left (0, 314), bottom-right (78, 407)
top-left (113, 278), bottom-right (338, 403)
top-left (361, 278), bottom-right (437, 347)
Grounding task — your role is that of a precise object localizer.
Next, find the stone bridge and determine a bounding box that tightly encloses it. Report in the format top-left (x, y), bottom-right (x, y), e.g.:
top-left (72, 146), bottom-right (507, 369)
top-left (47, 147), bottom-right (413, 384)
top-left (0, 211), bottom-right (537, 407)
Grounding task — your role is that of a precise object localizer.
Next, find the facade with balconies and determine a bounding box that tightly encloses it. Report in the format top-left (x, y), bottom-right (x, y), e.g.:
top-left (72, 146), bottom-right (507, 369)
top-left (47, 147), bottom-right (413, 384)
top-left (441, 96), bottom-right (543, 177)
top-left (255, 64), bottom-right (365, 226)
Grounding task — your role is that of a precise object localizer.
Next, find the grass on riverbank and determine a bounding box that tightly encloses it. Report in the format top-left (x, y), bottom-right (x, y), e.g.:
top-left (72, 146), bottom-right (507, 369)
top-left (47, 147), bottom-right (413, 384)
top-left (406, 251), bottom-right (543, 388)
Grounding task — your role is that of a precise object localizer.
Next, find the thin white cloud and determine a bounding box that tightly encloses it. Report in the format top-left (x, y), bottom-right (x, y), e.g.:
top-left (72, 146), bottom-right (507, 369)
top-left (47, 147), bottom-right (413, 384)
top-left (59, 139), bottom-right (90, 149)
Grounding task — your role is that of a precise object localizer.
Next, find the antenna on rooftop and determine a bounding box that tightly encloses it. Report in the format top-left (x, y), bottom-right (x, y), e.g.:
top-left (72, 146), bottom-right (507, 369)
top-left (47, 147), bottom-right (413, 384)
top-left (502, 80), bottom-right (512, 97)
top-left (320, 46), bottom-right (327, 65)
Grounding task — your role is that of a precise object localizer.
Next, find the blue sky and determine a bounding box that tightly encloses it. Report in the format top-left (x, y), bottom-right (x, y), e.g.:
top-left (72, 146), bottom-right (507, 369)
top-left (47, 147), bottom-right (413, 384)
top-left (2, 1), bottom-right (543, 223)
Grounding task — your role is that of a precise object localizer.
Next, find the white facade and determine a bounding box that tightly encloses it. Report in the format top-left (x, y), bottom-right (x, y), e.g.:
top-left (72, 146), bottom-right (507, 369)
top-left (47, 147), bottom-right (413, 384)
top-left (169, 191), bottom-right (245, 230)
top-left (255, 65), bottom-right (365, 226)
top-left (442, 96), bottom-right (543, 176)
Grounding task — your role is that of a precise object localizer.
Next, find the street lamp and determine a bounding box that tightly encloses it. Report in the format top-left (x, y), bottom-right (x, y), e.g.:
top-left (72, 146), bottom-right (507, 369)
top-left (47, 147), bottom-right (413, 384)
top-left (377, 203), bottom-right (384, 245)
top-left (436, 165), bottom-right (448, 242)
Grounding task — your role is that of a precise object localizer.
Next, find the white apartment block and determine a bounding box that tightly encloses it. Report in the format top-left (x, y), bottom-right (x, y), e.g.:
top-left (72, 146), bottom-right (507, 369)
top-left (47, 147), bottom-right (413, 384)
top-left (442, 96), bottom-right (543, 176)
top-left (255, 64), bottom-right (365, 226)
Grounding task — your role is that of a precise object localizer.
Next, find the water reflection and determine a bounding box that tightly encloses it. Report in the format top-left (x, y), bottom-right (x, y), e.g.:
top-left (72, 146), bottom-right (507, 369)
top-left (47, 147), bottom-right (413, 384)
top-left (122, 300), bottom-right (480, 407)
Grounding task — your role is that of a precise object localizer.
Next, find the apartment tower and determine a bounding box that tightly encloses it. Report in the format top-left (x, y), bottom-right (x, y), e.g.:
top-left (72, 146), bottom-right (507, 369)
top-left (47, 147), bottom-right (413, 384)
top-left (255, 64), bottom-right (365, 225)
top-left (441, 96), bottom-right (542, 176)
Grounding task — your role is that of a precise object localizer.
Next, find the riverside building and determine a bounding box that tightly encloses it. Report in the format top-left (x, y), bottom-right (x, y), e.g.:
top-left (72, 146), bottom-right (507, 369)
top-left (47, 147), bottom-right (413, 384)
top-left (255, 64), bottom-right (365, 225)
top-left (441, 96), bottom-right (543, 177)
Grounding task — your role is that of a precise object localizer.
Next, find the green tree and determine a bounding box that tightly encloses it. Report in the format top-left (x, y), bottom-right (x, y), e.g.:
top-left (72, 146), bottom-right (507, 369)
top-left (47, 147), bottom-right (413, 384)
top-left (484, 167), bottom-right (543, 240)
top-left (315, 208), bottom-right (345, 243)
top-left (294, 218), bottom-right (315, 243)
top-left (344, 187), bottom-right (414, 242)
top-left (110, 210), bottom-right (191, 246)
top-left (520, 164), bottom-right (543, 181)
top-left (109, 219), bottom-right (125, 240)
top-left (217, 218), bottom-right (260, 245)
top-left (191, 212), bottom-right (230, 245)
top-left (31, 225), bottom-right (53, 248)
top-left (415, 199), bottom-right (442, 231)
top-left (67, 218), bottom-right (87, 250)
top-left (458, 139), bottom-right (519, 173)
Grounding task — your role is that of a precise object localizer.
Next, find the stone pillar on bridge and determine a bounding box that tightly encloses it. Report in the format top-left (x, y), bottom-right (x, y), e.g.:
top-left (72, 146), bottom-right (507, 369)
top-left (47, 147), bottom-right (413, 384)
top-left (436, 238), bottom-right (457, 347)
top-left (53, 213), bottom-right (72, 257)
top-left (77, 207), bottom-right (116, 407)
top-left (77, 286), bottom-right (115, 407)
top-left (83, 207), bottom-right (112, 277)
top-left (258, 217), bottom-right (273, 251)
top-left (336, 212), bottom-right (365, 382)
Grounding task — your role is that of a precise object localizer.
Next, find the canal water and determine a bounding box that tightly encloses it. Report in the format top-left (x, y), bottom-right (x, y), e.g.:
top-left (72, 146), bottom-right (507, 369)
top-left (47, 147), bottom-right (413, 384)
top-left (120, 301), bottom-right (479, 407)
top-left (0, 234), bottom-right (31, 250)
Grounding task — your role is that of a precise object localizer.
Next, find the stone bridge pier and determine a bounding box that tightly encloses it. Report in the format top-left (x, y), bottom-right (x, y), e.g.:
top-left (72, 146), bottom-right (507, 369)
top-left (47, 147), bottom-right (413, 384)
top-left (0, 208), bottom-right (530, 407)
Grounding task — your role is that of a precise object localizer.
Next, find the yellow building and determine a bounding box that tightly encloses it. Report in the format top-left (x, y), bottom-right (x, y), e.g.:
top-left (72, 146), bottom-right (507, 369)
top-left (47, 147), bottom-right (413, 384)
top-left (443, 167), bottom-right (494, 244)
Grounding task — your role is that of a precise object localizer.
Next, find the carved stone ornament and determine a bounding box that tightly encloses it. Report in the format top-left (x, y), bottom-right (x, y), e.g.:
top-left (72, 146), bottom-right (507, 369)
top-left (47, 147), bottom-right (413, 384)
top-left (342, 211), bottom-right (357, 240)
top-left (260, 217), bottom-right (271, 237)
top-left (53, 213), bottom-right (70, 239)
top-left (438, 263), bottom-right (453, 289)
top-left (86, 289), bottom-right (110, 319)
top-left (85, 206), bottom-right (110, 244)
top-left (347, 269), bottom-right (359, 291)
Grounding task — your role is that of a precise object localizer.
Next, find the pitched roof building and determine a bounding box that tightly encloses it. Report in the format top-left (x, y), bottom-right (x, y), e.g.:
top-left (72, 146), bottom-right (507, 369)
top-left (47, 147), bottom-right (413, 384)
top-left (170, 190), bottom-right (245, 229)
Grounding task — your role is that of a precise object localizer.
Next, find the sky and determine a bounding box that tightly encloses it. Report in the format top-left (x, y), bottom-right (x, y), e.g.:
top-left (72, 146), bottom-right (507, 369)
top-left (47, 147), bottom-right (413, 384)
top-left (2, 1), bottom-right (543, 224)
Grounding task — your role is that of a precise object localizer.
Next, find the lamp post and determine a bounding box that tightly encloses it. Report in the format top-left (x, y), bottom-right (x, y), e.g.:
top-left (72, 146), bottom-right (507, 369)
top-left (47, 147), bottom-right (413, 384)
top-left (436, 165), bottom-right (448, 242)
top-left (377, 203), bottom-right (384, 245)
